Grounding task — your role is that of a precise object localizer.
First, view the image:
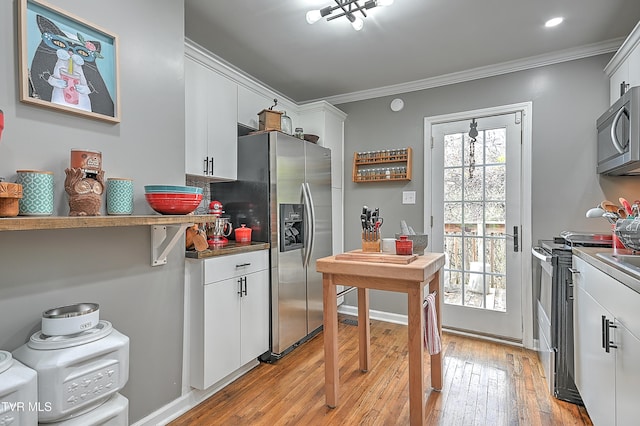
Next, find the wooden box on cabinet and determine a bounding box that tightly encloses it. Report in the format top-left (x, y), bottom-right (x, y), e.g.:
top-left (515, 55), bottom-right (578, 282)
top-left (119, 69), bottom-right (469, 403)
top-left (257, 109), bottom-right (282, 131)
top-left (352, 147), bottom-right (412, 182)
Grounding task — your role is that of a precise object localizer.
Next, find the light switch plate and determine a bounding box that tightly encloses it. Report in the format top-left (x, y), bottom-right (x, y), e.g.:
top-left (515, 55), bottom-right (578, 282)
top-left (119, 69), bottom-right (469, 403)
top-left (402, 191), bottom-right (416, 204)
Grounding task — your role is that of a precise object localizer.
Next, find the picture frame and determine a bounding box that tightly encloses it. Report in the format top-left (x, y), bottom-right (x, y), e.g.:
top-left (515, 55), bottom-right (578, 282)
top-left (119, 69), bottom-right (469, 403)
top-left (18, 0), bottom-right (120, 123)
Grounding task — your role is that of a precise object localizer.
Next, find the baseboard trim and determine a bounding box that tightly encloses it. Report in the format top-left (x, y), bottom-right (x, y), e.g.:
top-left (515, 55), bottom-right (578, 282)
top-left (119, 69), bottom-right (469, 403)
top-left (131, 360), bottom-right (259, 426)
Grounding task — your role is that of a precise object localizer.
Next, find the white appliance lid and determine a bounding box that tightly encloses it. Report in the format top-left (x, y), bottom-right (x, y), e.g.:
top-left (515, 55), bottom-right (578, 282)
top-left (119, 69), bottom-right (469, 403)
top-left (0, 350), bottom-right (12, 374)
top-left (28, 320), bottom-right (113, 350)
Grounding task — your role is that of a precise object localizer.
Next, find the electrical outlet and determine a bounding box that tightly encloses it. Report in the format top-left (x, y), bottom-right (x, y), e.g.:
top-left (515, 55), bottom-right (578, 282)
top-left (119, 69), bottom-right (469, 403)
top-left (402, 191), bottom-right (416, 204)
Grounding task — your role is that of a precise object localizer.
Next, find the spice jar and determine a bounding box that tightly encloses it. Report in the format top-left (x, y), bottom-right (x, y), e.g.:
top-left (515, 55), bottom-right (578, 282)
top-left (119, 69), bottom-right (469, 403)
top-left (395, 235), bottom-right (413, 255)
top-left (295, 128), bottom-right (304, 139)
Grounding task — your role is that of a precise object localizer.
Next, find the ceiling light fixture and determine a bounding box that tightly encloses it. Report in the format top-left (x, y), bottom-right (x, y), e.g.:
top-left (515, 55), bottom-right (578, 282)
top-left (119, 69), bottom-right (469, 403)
top-left (306, 0), bottom-right (393, 31)
top-left (545, 17), bottom-right (564, 27)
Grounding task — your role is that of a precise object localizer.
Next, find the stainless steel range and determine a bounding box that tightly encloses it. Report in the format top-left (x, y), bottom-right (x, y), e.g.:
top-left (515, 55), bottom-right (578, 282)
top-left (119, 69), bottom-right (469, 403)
top-left (532, 231), bottom-right (612, 404)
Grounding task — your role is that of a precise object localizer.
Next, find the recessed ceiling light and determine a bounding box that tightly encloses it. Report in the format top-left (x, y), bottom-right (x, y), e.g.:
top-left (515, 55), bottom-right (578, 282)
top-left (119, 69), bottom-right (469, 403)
top-left (545, 17), bottom-right (563, 28)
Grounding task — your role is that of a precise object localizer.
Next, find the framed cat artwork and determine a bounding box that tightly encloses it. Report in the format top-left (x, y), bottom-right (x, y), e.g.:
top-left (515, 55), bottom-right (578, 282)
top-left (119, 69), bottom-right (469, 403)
top-left (18, 0), bottom-right (120, 123)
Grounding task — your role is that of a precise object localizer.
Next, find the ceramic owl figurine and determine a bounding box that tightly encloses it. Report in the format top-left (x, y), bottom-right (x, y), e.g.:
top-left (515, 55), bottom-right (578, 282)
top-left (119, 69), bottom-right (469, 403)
top-left (65, 167), bottom-right (104, 216)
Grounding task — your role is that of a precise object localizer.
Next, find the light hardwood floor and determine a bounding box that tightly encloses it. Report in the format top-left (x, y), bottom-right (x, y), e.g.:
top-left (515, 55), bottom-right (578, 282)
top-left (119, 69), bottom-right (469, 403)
top-left (170, 315), bottom-right (593, 425)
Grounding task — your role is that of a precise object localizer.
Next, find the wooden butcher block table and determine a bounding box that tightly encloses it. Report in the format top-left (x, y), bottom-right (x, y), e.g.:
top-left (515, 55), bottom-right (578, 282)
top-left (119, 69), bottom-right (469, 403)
top-left (316, 250), bottom-right (446, 426)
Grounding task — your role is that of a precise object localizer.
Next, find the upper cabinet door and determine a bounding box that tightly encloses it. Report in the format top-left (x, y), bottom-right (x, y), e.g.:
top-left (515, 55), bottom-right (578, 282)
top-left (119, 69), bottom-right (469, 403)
top-left (185, 57), bottom-right (209, 176)
top-left (185, 56), bottom-right (238, 180)
top-left (207, 69), bottom-right (237, 181)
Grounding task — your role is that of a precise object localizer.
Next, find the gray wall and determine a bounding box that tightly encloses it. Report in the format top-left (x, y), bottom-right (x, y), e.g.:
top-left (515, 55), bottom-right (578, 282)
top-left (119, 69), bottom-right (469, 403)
top-left (338, 55), bottom-right (640, 314)
top-left (0, 0), bottom-right (186, 422)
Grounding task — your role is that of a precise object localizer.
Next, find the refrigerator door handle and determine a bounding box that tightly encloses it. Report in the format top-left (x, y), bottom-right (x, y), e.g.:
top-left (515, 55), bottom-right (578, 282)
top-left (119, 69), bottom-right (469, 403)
top-left (306, 182), bottom-right (316, 265)
top-left (302, 182), bottom-right (315, 268)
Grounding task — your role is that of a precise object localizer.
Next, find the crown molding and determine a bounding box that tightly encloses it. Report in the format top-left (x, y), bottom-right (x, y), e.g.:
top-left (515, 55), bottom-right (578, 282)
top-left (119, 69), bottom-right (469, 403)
top-left (184, 38), bottom-right (296, 106)
top-left (318, 38), bottom-right (624, 105)
top-left (604, 22), bottom-right (640, 76)
top-left (298, 101), bottom-right (348, 120)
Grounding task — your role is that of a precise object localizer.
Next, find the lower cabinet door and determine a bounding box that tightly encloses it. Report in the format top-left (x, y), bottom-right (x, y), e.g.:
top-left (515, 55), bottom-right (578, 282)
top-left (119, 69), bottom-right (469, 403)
top-left (202, 277), bottom-right (241, 388)
top-left (240, 269), bottom-right (270, 366)
top-left (574, 285), bottom-right (616, 426)
top-left (616, 321), bottom-right (640, 426)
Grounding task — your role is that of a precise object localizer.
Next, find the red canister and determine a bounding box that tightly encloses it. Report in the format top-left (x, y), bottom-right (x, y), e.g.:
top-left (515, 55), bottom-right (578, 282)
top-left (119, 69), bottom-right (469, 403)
top-left (395, 235), bottom-right (413, 255)
top-left (234, 224), bottom-right (252, 243)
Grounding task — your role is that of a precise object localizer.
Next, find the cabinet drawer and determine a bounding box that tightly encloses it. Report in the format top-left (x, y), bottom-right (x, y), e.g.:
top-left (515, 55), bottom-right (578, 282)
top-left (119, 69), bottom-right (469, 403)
top-left (204, 250), bottom-right (268, 283)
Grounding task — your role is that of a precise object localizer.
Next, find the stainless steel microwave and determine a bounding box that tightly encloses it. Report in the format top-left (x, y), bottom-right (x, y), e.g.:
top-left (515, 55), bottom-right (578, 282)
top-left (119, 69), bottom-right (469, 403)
top-left (597, 86), bottom-right (640, 175)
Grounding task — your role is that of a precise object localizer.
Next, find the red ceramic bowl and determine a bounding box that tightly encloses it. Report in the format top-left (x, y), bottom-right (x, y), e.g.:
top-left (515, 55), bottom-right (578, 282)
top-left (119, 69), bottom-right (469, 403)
top-left (145, 192), bottom-right (202, 201)
top-left (145, 193), bottom-right (202, 215)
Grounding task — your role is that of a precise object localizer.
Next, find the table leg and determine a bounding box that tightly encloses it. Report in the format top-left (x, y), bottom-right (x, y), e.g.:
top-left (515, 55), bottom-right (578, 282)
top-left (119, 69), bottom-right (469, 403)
top-left (357, 287), bottom-right (370, 372)
top-left (407, 284), bottom-right (425, 426)
top-left (323, 273), bottom-right (339, 408)
top-left (429, 270), bottom-right (443, 391)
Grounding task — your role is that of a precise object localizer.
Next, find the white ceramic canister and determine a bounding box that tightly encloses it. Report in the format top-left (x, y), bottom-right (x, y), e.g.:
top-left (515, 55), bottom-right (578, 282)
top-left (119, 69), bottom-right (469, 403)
top-left (16, 170), bottom-right (54, 216)
top-left (381, 238), bottom-right (396, 253)
top-left (106, 178), bottom-right (134, 215)
top-left (0, 350), bottom-right (38, 426)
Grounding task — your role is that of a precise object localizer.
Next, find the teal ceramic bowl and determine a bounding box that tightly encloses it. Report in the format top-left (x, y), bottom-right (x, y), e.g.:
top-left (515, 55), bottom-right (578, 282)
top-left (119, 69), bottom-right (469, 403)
top-left (144, 185), bottom-right (203, 194)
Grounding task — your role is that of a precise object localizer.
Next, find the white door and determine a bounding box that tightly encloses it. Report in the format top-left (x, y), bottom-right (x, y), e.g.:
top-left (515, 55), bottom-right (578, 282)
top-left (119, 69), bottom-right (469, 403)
top-left (428, 111), bottom-right (523, 340)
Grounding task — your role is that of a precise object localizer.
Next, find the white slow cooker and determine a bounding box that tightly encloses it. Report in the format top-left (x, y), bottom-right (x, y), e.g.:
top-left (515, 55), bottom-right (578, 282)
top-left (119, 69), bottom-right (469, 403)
top-left (12, 320), bottom-right (129, 423)
top-left (0, 350), bottom-right (38, 425)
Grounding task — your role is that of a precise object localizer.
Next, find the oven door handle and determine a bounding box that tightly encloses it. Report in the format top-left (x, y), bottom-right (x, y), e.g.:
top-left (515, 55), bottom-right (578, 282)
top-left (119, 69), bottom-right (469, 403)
top-left (531, 246), bottom-right (551, 262)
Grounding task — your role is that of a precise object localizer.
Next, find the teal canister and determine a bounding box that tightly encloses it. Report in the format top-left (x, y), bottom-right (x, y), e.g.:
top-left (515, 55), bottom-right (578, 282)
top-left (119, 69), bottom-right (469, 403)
top-left (106, 178), bottom-right (134, 215)
top-left (16, 170), bottom-right (54, 216)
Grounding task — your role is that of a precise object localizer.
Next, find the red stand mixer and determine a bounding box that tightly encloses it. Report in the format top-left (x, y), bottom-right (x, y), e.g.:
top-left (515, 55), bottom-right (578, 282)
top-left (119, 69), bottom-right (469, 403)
top-left (207, 200), bottom-right (232, 247)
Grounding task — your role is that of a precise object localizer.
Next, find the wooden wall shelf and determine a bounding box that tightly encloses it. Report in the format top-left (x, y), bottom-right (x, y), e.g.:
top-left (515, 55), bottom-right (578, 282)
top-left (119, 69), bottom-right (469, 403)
top-left (352, 147), bottom-right (412, 182)
top-left (0, 214), bottom-right (216, 266)
top-left (0, 215), bottom-right (214, 231)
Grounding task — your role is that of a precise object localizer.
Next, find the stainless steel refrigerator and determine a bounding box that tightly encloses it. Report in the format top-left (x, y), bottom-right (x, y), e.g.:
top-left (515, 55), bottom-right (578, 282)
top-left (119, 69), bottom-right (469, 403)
top-left (211, 131), bottom-right (332, 361)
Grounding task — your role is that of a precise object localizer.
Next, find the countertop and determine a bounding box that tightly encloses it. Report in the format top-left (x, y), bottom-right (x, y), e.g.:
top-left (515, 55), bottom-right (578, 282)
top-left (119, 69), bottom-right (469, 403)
top-left (573, 247), bottom-right (640, 294)
top-left (185, 241), bottom-right (270, 259)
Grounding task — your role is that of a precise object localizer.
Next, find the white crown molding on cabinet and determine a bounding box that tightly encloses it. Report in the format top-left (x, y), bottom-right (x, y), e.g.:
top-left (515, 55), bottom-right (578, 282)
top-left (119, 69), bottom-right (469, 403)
top-left (604, 21), bottom-right (640, 76)
top-left (318, 38), bottom-right (624, 105)
top-left (298, 100), bottom-right (348, 121)
top-left (185, 38), bottom-right (298, 110)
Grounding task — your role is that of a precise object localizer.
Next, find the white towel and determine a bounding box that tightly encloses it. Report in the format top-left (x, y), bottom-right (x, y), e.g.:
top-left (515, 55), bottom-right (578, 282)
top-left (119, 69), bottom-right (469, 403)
top-left (423, 292), bottom-right (441, 355)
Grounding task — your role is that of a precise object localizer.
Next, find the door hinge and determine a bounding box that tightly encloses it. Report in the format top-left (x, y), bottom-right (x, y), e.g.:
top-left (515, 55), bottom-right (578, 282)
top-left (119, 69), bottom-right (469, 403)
top-left (430, 216), bottom-right (433, 228)
top-left (431, 136), bottom-right (434, 149)
top-left (515, 111), bottom-right (522, 124)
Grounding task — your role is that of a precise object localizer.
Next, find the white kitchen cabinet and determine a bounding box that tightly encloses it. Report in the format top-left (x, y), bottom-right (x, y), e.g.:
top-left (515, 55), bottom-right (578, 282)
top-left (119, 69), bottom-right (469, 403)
top-left (185, 56), bottom-right (237, 180)
top-left (572, 255), bottom-right (640, 426)
top-left (606, 21), bottom-right (640, 105)
top-left (187, 250), bottom-right (269, 390)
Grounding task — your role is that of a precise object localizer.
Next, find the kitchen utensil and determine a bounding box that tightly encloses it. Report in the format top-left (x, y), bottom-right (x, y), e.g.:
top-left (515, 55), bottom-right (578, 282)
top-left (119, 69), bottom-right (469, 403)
top-left (0, 181), bottom-right (22, 217)
top-left (144, 193), bottom-right (202, 215)
top-left (601, 202), bottom-right (620, 214)
top-left (602, 212), bottom-right (619, 224)
top-left (17, 170), bottom-right (54, 216)
top-left (620, 197), bottom-right (633, 215)
top-left (618, 208), bottom-right (628, 219)
top-left (234, 224), bottom-right (252, 243)
top-left (395, 233), bottom-right (428, 255)
top-left (395, 235), bottom-right (413, 255)
top-left (585, 207), bottom-right (605, 218)
top-left (208, 217), bottom-right (233, 246)
top-left (303, 134), bottom-right (319, 143)
top-left (41, 303), bottom-right (99, 336)
top-left (106, 178), bottom-right (134, 215)
top-left (144, 185), bottom-right (203, 194)
top-left (281, 112), bottom-right (292, 135)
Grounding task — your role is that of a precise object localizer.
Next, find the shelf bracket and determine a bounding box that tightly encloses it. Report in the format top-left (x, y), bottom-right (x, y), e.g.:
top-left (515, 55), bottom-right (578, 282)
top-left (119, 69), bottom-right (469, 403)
top-left (151, 223), bottom-right (192, 266)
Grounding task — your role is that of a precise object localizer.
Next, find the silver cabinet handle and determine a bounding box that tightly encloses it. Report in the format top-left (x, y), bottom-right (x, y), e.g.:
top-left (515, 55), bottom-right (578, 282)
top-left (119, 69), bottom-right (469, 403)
top-left (568, 268), bottom-right (580, 274)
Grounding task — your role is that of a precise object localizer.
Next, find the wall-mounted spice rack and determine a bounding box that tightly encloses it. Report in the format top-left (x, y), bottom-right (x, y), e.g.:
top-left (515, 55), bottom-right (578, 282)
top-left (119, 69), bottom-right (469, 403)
top-left (352, 147), bottom-right (412, 182)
